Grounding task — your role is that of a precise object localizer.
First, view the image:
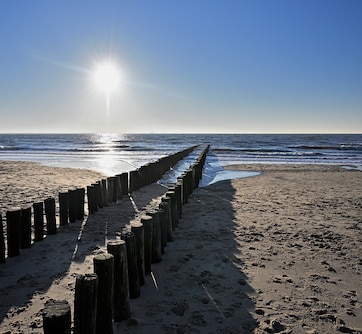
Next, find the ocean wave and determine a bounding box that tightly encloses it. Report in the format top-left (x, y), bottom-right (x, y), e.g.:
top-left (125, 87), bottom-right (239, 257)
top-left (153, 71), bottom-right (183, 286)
top-left (1, 134), bottom-right (361, 174)
top-left (291, 144), bottom-right (362, 151)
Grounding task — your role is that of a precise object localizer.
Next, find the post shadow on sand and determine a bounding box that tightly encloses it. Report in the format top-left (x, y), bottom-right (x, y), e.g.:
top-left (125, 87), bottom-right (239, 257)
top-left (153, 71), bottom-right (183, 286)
top-left (0, 221), bottom-right (80, 323)
top-left (179, 179), bottom-right (258, 331)
top-left (115, 178), bottom-right (257, 333)
top-left (0, 183), bottom-right (167, 327)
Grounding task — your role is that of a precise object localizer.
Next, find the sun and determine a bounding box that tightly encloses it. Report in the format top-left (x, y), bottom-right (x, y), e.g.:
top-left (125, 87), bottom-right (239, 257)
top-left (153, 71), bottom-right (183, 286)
top-left (93, 61), bottom-right (121, 94)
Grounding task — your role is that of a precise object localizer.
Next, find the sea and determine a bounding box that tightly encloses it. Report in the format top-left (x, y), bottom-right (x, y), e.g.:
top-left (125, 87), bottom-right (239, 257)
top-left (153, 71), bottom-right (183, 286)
top-left (0, 133), bottom-right (361, 186)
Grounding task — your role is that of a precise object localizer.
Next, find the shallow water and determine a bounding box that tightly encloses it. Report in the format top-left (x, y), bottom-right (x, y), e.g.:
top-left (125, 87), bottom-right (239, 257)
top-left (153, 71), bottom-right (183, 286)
top-left (199, 170), bottom-right (261, 187)
top-left (1, 133), bottom-right (361, 175)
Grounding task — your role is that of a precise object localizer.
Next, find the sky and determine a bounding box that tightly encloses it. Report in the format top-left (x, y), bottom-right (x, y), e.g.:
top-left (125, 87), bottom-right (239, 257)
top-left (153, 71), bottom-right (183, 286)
top-left (0, 1), bottom-right (361, 134)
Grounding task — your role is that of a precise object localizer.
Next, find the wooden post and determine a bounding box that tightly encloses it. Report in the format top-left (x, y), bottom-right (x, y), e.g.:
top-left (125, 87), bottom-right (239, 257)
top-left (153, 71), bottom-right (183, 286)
top-left (93, 182), bottom-right (102, 209)
top-left (68, 189), bottom-right (77, 223)
top-left (185, 170), bottom-right (191, 200)
top-left (115, 175), bottom-right (122, 200)
top-left (131, 222), bottom-right (145, 286)
top-left (33, 202), bottom-right (44, 242)
top-left (166, 190), bottom-right (178, 229)
top-left (101, 179), bottom-right (108, 207)
top-left (120, 231), bottom-right (140, 298)
top-left (160, 198), bottom-right (173, 242)
top-left (20, 207), bottom-right (32, 248)
top-left (6, 208), bottom-right (21, 257)
top-left (76, 188), bottom-right (85, 220)
top-left (147, 211), bottom-right (162, 263)
top-left (141, 215), bottom-right (153, 275)
top-left (87, 185), bottom-right (95, 214)
top-left (190, 164), bottom-right (196, 189)
top-left (59, 192), bottom-right (69, 226)
top-left (101, 179), bottom-right (107, 206)
top-left (92, 183), bottom-right (100, 211)
top-left (45, 197), bottom-right (57, 235)
top-left (129, 170), bottom-right (136, 193)
top-left (93, 253), bottom-right (114, 334)
top-left (157, 207), bottom-right (166, 254)
top-left (175, 182), bottom-right (183, 219)
top-left (43, 299), bottom-right (71, 334)
top-left (107, 177), bottom-right (114, 203)
top-left (74, 273), bottom-right (98, 334)
top-left (184, 170), bottom-right (191, 202)
top-left (177, 176), bottom-right (185, 206)
top-left (111, 177), bottom-right (118, 202)
top-left (120, 172), bottom-right (128, 196)
top-left (107, 240), bottom-right (130, 321)
top-left (0, 214), bottom-right (5, 263)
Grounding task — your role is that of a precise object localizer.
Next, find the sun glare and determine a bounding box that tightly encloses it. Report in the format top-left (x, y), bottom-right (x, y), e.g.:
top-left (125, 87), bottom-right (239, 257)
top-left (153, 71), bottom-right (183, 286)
top-left (93, 61), bottom-right (121, 94)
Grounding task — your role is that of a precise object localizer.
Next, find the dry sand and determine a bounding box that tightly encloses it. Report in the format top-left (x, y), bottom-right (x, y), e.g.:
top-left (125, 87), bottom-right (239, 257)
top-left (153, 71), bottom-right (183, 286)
top-left (0, 162), bottom-right (361, 333)
top-left (0, 161), bottom-right (106, 218)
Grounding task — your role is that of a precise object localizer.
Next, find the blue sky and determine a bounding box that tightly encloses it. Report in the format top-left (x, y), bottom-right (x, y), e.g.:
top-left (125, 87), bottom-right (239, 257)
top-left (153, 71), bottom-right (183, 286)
top-left (0, 1), bottom-right (361, 133)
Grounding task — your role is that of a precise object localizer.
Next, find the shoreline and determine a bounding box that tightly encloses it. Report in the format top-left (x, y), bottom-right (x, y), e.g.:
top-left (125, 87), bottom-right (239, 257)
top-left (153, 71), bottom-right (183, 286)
top-left (0, 162), bottom-right (361, 333)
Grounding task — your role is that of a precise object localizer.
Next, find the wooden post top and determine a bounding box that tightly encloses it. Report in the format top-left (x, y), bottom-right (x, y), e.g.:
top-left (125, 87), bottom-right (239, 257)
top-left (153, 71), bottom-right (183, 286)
top-left (107, 239), bottom-right (125, 246)
top-left (131, 222), bottom-right (143, 229)
top-left (93, 253), bottom-right (114, 261)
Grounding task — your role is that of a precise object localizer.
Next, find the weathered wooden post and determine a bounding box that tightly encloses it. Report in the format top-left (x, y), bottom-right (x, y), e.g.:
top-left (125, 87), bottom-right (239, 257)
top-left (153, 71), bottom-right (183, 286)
top-left (91, 183), bottom-right (99, 210)
top-left (33, 202), bottom-right (44, 242)
top-left (184, 169), bottom-right (192, 202)
top-left (190, 164), bottom-right (196, 189)
top-left (107, 240), bottom-right (130, 321)
top-left (92, 183), bottom-right (100, 211)
top-left (68, 189), bottom-right (77, 223)
top-left (111, 176), bottom-right (118, 202)
top-left (147, 210), bottom-right (162, 263)
top-left (93, 253), bottom-right (114, 334)
top-left (87, 185), bottom-right (95, 214)
top-left (120, 231), bottom-right (140, 298)
top-left (177, 176), bottom-right (185, 206)
top-left (115, 175), bottom-right (122, 200)
top-left (160, 198), bottom-right (173, 242)
top-left (186, 169), bottom-right (192, 199)
top-left (192, 161), bottom-right (199, 188)
top-left (166, 190), bottom-right (178, 230)
top-left (157, 207), bottom-right (166, 254)
top-left (107, 177), bottom-right (114, 203)
top-left (131, 222), bottom-right (145, 286)
top-left (120, 172), bottom-right (128, 196)
top-left (6, 208), bottom-right (21, 257)
top-left (43, 299), bottom-right (71, 334)
top-left (0, 214), bottom-right (5, 263)
top-left (93, 182), bottom-right (102, 209)
top-left (175, 182), bottom-right (183, 219)
top-left (20, 207), bottom-right (32, 248)
top-left (74, 273), bottom-right (98, 334)
top-left (76, 188), bottom-right (85, 220)
top-left (129, 170), bottom-right (137, 193)
top-left (59, 192), bottom-right (69, 226)
top-left (45, 197), bottom-right (57, 235)
top-left (101, 179), bottom-right (108, 207)
top-left (141, 215), bottom-right (153, 275)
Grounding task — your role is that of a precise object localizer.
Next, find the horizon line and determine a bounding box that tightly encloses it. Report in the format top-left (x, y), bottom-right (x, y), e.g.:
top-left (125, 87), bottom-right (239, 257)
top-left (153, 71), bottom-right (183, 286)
top-left (0, 131), bottom-right (361, 135)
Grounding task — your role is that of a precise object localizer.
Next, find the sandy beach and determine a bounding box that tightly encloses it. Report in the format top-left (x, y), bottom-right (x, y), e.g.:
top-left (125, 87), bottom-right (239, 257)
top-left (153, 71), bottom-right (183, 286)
top-left (0, 162), bottom-right (361, 333)
top-left (0, 161), bottom-right (106, 218)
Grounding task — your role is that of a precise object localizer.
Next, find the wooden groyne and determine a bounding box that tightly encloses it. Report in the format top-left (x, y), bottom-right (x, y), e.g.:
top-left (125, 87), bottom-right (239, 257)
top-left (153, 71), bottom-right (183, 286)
top-left (0, 145), bottom-right (200, 263)
top-left (43, 144), bottom-right (210, 333)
